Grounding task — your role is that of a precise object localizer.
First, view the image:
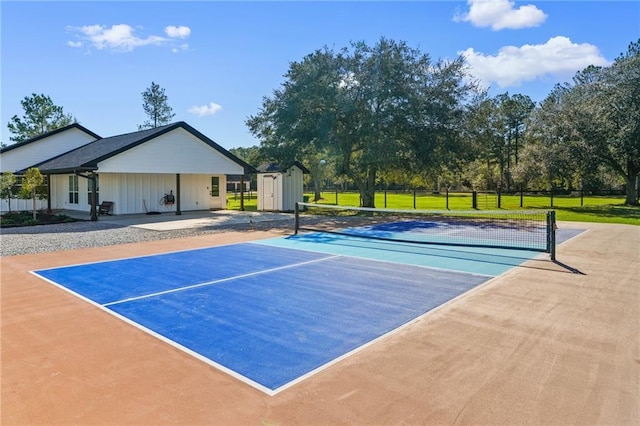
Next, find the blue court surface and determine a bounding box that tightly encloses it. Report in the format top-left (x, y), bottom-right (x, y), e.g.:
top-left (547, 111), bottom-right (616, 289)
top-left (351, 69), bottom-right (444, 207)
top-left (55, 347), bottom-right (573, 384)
top-left (33, 228), bottom-right (582, 395)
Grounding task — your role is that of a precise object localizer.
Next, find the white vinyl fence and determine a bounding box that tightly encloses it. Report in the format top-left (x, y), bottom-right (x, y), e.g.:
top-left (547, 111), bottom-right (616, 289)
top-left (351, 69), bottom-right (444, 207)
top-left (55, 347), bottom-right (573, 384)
top-left (1, 197), bottom-right (48, 213)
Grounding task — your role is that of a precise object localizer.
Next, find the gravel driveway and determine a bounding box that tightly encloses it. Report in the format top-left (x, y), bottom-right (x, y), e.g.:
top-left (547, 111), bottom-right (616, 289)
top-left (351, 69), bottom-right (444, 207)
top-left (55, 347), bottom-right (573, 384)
top-left (0, 217), bottom-right (292, 257)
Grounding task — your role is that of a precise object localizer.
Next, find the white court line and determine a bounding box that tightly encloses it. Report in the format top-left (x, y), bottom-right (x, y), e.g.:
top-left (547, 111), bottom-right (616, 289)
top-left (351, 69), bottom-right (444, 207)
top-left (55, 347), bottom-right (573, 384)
top-left (102, 255), bottom-right (340, 307)
top-left (33, 238), bottom-right (278, 273)
top-left (29, 270), bottom-right (278, 395)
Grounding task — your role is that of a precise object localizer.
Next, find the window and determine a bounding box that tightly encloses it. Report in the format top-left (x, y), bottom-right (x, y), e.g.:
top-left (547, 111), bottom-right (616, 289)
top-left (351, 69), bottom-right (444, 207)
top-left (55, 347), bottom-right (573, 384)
top-left (211, 176), bottom-right (220, 197)
top-left (68, 175), bottom-right (79, 204)
top-left (88, 175), bottom-right (99, 205)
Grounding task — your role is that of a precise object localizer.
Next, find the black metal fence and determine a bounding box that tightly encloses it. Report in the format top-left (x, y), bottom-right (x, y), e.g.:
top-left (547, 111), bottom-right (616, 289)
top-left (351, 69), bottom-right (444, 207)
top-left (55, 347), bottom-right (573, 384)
top-left (306, 187), bottom-right (628, 210)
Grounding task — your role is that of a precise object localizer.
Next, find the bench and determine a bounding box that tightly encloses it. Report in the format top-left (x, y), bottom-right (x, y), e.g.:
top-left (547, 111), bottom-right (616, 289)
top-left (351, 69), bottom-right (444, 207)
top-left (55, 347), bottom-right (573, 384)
top-left (98, 201), bottom-right (113, 215)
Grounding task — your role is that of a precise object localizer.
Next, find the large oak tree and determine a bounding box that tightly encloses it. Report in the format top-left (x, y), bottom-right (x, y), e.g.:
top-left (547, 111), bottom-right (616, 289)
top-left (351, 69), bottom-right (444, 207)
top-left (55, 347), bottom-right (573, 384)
top-left (247, 38), bottom-right (477, 207)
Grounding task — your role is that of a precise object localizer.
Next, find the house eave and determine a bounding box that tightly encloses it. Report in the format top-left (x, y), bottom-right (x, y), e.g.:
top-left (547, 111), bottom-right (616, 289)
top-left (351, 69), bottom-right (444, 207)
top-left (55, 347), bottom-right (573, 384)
top-left (30, 166), bottom-right (98, 175)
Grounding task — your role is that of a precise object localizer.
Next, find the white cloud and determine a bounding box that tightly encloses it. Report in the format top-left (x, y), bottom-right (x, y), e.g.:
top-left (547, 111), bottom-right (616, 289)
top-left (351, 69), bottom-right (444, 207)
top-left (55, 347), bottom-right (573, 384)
top-left (188, 102), bottom-right (223, 117)
top-left (454, 0), bottom-right (547, 30)
top-left (172, 43), bottom-right (189, 54)
top-left (67, 40), bottom-right (83, 48)
top-left (66, 24), bottom-right (166, 52)
top-left (165, 25), bottom-right (191, 39)
top-left (460, 36), bottom-right (611, 88)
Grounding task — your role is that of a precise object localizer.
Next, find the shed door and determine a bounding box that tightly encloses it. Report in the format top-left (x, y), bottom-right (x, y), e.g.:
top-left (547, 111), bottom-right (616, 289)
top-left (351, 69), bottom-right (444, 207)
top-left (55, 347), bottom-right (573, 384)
top-left (262, 174), bottom-right (278, 211)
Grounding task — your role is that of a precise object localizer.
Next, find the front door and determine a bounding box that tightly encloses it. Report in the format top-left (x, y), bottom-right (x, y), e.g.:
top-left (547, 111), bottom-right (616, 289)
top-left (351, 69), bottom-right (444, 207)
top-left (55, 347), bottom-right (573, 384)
top-left (209, 176), bottom-right (222, 209)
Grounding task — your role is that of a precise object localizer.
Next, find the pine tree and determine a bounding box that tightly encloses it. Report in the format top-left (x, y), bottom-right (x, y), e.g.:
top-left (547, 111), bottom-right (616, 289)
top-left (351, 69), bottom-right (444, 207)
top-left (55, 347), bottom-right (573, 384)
top-left (7, 93), bottom-right (76, 142)
top-left (139, 82), bottom-right (175, 130)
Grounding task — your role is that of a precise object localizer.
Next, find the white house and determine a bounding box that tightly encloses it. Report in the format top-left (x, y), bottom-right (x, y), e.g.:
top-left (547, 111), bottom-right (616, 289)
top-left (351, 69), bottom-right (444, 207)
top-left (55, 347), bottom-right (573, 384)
top-left (1, 123), bottom-right (101, 212)
top-left (1, 122), bottom-right (255, 217)
top-left (256, 162), bottom-right (309, 212)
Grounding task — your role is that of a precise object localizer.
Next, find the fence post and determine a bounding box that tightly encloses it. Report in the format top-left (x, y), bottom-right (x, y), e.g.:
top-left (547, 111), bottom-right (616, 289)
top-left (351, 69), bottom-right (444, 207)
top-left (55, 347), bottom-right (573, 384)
top-left (497, 189), bottom-right (502, 209)
top-left (446, 188), bottom-right (449, 210)
top-left (581, 187), bottom-right (584, 206)
top-left (335, 188), bottom-right (338, 205)
top-left (384, 187), bottom-right (387, 208)
top-left (413, 189), bottom-right (416, 209)
top-left (550, 187), bottom-right (554, 207)
top-left (472, 191), bottom-right (477, 209)
top-left (520, 187), bottom-right (524, 208)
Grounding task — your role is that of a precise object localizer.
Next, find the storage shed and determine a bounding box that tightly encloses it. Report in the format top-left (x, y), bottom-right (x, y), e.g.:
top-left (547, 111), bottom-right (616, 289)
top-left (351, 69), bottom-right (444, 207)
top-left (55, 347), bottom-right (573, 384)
top-left (256, 162), bottom-right (309, 212)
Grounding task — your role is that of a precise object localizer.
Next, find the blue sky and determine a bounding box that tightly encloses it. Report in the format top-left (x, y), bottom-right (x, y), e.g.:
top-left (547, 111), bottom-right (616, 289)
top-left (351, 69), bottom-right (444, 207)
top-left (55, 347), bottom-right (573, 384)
top-left (2, 1), bottom-right (638, 150)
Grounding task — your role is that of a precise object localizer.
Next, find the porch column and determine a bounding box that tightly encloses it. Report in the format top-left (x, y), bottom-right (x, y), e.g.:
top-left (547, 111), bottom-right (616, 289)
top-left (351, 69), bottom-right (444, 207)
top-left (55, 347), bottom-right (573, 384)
top-left (90, 172), bottom-right (98, 221)
top-left (240, 175), bottom-right (245, 211)
top-left (175, 173), bottom-right (182, 215)
top-left (46, 174), bottom-right (52, 213)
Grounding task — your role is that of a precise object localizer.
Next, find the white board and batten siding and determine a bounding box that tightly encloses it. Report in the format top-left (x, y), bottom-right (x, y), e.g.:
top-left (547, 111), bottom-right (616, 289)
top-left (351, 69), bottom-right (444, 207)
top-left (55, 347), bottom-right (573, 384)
top-left (257, 165), bottom-right (304, 212)
top-left (47, 172), bottom-right (227, 215)
top-left (97, 128), bottom-right (243, 175)
top-left (100, 173), bottom-right (227, 214)
top-left (1, 127), bottom-right (97, 213)
top-left (90, 128), bottom-right (237, 214)
top-left (0, 127), bottom-right (97, 173)
top-left (283, 166), bottom-right (305, 211)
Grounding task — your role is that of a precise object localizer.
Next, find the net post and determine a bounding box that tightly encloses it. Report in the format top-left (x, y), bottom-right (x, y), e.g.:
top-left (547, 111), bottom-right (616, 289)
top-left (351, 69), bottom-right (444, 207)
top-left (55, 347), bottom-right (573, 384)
top-left (294, 202), bottom-right (300, 235)
top-left (547, 210), bottom-right (557, 261)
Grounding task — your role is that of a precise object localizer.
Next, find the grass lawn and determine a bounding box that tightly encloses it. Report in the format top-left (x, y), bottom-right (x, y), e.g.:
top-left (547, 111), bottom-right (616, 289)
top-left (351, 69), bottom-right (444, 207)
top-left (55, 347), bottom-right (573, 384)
top-left (226, 194), bottom-right (258, 212)
top-left (303, 191), bottom-right (640, 226)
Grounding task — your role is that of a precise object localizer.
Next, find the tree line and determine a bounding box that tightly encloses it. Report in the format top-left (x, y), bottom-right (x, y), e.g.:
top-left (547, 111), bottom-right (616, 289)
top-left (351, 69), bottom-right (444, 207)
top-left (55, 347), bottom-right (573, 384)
top-left (4, 39), bottom-right (639, 207)
top-left (246, 38), bottom-right (639, 206)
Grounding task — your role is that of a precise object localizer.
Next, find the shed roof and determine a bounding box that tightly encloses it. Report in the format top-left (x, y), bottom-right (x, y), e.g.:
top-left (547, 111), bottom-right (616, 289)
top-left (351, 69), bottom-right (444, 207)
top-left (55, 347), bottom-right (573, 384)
top-left (33, 121), bottom-right (256, 175)
top-left (256, 161), bottom-right (310, 174)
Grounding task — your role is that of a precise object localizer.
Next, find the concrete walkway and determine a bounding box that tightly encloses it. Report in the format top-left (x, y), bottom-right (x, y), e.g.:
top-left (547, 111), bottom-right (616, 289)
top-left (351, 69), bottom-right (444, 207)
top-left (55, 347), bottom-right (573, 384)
top-left (61, 209), bottom-right (294, 231)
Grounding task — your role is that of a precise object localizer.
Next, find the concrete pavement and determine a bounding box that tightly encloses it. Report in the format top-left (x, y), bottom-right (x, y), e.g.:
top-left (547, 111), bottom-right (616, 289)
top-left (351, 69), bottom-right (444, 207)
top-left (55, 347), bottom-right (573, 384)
top-left (60, 209), bottom-right (295, 231)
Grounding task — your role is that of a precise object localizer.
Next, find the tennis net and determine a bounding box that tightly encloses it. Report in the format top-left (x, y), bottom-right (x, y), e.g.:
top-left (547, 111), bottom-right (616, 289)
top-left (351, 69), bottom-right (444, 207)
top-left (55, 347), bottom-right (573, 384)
top-left (294, 202), bottom-right (556, 259)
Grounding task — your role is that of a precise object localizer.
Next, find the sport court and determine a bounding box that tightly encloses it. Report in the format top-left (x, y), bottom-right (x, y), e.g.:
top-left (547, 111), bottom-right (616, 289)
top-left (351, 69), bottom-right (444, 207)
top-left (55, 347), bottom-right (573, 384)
top-left (32, 209), bottom-right (582, 395)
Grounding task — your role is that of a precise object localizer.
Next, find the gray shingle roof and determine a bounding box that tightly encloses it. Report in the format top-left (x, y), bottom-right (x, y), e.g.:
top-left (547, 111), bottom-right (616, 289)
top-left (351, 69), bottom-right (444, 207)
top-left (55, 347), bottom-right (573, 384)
top-left (257, 161), bottom-right (310, 174)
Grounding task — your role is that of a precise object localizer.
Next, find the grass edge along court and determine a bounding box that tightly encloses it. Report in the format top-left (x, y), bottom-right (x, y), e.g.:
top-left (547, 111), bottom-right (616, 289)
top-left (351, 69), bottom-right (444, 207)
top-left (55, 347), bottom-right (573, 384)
top-left (227, 191), bottom-right (640, 225)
